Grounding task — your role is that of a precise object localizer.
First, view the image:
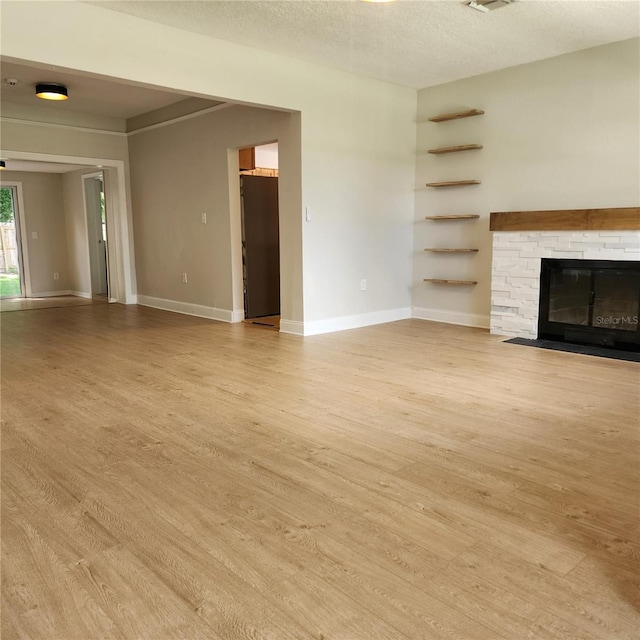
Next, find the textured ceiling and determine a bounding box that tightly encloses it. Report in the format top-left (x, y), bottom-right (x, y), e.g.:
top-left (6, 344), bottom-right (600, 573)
top-left (92, 0), bottom-right (640, 88)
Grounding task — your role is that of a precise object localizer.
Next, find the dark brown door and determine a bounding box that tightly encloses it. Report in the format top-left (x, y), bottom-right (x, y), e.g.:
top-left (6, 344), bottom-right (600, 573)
top-left (241, 175), bottom-right (280, 318)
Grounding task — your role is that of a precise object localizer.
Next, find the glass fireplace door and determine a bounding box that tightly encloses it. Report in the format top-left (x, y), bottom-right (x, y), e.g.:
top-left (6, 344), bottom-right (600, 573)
top-left (592, 270), bottom-right (640, 333)
top-left (538, 259), bottom-right (640, 351)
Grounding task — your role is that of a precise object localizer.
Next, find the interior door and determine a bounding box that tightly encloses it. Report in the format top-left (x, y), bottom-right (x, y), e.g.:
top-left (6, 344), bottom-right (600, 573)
top-left (84, 174), bottom-right (108, 296)
top-left (240, 175), bottom-right (280, 318)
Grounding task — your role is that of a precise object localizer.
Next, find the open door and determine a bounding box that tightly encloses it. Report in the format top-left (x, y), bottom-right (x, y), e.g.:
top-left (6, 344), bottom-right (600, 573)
top-left (83, 173), bottom-right (109, 297)
top-left (240, 175), bottom-right (280, 319)
top-left (0, 185), bottom-right (26, 299)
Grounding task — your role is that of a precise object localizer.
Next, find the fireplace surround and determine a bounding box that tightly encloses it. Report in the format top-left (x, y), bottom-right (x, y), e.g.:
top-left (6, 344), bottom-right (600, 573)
top-left (489, 207), bottom-right (640, 347)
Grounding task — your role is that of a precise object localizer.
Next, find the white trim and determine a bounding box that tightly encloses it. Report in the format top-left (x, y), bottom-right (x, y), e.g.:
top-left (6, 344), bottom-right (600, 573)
top-left (412, 306), bottom-right (490, 329)
top-left (228, 149), bottom-right (245, 318)
top-left (231, 309), bottom-right (245, 323)
top-left (127, 103), bottom-right (232, 136)
top-left (279, 319), bottom-right (304, 336)
top-left (302, 307), bottom-right (412, 336)
top-left (136, 295), bottom-right (233, 322)
top-left (0, 116), bottom-right (126, 137)
top-left (70, 290), bottom-right (92, 299)
top-left (30, 290), bottom-right (73, 298)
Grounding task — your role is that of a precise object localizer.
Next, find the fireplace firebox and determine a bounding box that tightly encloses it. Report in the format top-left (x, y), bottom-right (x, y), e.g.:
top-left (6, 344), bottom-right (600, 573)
top-left (538, 259), bottom-right (640, 352)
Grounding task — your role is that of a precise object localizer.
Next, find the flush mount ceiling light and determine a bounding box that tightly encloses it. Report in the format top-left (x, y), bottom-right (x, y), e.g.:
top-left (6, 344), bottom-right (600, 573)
top-left (467, 0), bottom-right (514, 13)
top-left (35, 83), bottom-right (68, 101)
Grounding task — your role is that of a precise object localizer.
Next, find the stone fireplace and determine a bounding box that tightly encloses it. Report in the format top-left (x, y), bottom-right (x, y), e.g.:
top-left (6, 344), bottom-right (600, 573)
top-left (489, 208), bottom-right (640, 347)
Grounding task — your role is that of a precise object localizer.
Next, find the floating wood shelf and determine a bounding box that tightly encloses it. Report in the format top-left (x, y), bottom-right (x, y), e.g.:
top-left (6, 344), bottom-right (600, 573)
top-left (427, 144), bottom-right (483, 155)
top-left (426, 180), bottom-right (480, 188)
top-left (425, 214), bottom-right (480, 221)
top-left (424, 279), bottom-right (478, 285)
top-left (424, 248), bottom-right (479, 253)
top-left (428, 109), bottom-right (484, 123)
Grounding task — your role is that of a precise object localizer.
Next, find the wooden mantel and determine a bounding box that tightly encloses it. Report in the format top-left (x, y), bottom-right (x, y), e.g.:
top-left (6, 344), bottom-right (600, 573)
top-left (490, 207), bottom-right (640, 232)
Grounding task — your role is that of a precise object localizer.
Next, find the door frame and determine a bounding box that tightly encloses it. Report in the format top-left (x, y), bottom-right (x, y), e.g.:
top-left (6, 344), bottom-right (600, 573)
top-left (2, 150), bottom-right (136, 304)
top-left (82, 171), bottom-right (110, 297)
top-left (0, 181), bottom-right (31, 298)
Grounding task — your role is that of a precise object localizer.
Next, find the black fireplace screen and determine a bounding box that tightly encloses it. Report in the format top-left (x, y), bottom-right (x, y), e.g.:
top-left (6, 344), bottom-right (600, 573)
top-left (539, 259), bottom-right (640, 351)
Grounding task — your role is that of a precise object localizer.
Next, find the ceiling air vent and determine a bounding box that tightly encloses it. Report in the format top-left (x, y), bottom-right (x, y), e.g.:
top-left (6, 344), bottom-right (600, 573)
top-left (466, 0), bottom-right (514, 13)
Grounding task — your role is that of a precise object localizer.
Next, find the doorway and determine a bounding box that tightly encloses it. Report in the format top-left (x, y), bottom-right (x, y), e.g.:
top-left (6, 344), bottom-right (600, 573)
top-left (83, 172), bottom-right (109, 298)
top-left (239, 143), bottom-right (281, 326)
top-left (0, 185), bottom-right (26, 299)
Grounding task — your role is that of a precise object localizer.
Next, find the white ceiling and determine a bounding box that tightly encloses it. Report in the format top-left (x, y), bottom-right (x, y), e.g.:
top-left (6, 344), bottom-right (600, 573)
top-left (0, 60), bottom-right (195, 119)
top-left (92, 0), bottom-right (640, 89)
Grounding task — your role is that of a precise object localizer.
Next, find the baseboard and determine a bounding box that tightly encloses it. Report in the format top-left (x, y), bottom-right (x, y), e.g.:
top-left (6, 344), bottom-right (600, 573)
top-left (279, 319), bottom-right (304, 336)
top-left (70, 290), bottom-right (92, 299)
top-left (302, 307), bottom-right (412, 337)
top-left (412, 306), bottom-right (489, 329)
top-left (136, 295), bottom-right (234, 322)
top-left (30, 290), bottom-right (72, 298)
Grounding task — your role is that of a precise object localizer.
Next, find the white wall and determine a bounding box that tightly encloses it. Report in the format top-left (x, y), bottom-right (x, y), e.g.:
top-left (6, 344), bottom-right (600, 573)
top-left (0, 171), bottom-right (69, 295)
top-left (255, 143), bottom-right (278, 170)
top-left (1, 0), bottom-right (416, 334)
top-left (414, 38), bottom-right (640, 329)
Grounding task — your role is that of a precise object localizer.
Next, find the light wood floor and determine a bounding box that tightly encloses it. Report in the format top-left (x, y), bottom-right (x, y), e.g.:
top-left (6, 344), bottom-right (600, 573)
top-left (0, 295), bottom-right (108, 313)
top-left (1, 304), bottom-right (639, 639)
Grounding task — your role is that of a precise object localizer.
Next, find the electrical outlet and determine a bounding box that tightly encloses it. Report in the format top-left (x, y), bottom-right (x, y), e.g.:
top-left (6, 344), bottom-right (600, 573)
top-left (53, 272), bottom-right (60, 280)
top-left (182, 273), bottom-right (188, 284)
top-left (201, 212), bottom-right (207, 224)
top-left (360, 279), bottom-right (367, 291)
top-left (31, 231), bottom-right (38, 240)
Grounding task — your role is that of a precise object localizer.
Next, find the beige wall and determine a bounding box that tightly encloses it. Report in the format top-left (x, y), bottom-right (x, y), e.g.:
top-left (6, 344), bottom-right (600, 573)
top-left (0, 171), bottom-right (69, 294)
top-left (414, 38), bottom-right (640, 328)
top-left (62, 169), bottom-right (94, 296)
top-left (128, 105), bottom-right (301, 318)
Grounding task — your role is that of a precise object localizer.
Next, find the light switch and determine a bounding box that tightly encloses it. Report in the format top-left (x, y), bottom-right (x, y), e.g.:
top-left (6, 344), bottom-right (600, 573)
top-left (31, 231), bottom-right (38, 240)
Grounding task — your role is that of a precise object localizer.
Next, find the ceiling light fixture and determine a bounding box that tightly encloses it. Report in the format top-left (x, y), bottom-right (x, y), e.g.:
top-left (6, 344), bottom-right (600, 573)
top-left (35, 83), bottom-right (69, 101)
